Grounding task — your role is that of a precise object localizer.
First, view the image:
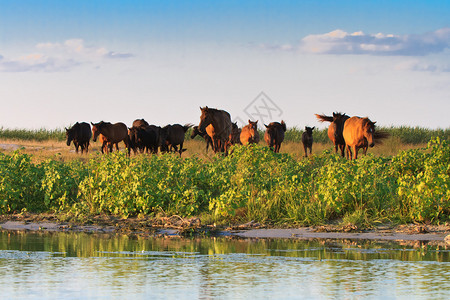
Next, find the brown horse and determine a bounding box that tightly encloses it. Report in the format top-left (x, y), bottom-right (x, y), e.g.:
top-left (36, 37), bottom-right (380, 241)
top-left (198, 106), bottom-right (232, 153)
top-left (98, 133), bottom-right (113, 154)
top-left (91, 121), bottom-right (129, 153)
top-left (240, 120), bottom-right (260, 145)
top-left (264, 121), bottom-right (286, 153)
top-left (161, 124), bottom-right (193, 156)
top-left (301, 126), bottom-right (315, 157)
top-left (315, 112), bottom-right (350, 157)
top-left (342, 116), bottom-right (377, 160)
top-left (132, 118), bottom-right (149, 128)
top-left (65, 122), bottom-right (92, 153)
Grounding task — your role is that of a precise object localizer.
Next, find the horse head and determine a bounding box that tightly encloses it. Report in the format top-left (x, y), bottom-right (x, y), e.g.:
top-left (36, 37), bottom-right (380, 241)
top-left (91, 121), bottom-right (105, 142)
top-left (305, 126), bottom-right (315, 136)
top-left (363, 119), bottom-right (376, 147)
top-left (65, 127), bottom-right (74, 146)
top-left (199, 106), bottom-right (213, 132)
top-left (190, 126), bottom-right (200, 139)
top-left (247, 120), bottom-right (257, 139)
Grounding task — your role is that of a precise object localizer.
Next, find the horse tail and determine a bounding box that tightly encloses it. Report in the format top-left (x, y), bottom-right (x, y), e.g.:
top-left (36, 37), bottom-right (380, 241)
top-left (281, 120), bottom-right (287, 132)
top-left (315, 114), bottom-right (333, 123)
top-left (183, 123), bottom-right (194, 132)
top-left (374, 130), bottom-right (390, 143)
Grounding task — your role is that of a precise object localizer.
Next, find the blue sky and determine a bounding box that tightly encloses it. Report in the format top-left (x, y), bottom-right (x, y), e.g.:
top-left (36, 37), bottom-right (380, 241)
top-left (1, 1), bottom-right (450, 129)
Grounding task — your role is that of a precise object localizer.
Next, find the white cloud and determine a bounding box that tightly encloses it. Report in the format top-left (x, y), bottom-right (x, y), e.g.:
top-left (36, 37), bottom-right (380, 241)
top-left (395, 60), bottom-right (450, 73)
top-left (263, 28), bottom-right (450, 56)
top-left (0, 39), bottom-right (134, 72)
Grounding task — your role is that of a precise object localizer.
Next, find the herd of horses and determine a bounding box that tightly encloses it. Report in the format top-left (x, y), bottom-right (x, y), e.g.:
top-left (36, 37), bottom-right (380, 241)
top-left (65, 107), bottom-right (386, 160)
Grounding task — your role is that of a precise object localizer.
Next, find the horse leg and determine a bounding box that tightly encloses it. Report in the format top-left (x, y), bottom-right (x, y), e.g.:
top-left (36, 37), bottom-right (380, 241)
top-left (363, 146), bottom-right (368, 156)
top-left (205, 138), bottom-right (210, 152)
top-left (303, 144), bottom-right (307, 157)
top-left (179, 142), bottom-right (183, 156)
top-left (354, 146), bottom-right (359, 160)
top-left (346, 147), bottom-right (352, 160)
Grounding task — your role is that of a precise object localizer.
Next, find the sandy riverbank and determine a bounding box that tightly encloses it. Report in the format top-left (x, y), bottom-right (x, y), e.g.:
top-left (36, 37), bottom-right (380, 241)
top-left (1, 214), bottom-right (449, 246)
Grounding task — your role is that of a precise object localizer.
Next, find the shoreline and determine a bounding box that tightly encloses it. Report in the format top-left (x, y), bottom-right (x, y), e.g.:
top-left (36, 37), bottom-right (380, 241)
top-left (1, 216), bottom-right (449, 246)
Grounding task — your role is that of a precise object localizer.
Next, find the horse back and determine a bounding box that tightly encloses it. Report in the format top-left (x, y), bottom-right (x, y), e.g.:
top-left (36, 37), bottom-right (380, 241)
top-left (105, 122), bottom-right (128, 143)
top-left (167, 124), bottom-right (186, 145)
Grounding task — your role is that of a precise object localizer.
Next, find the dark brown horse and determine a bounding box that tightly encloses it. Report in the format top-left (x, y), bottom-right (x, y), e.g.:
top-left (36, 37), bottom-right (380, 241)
top-left (128, 126), bottom-right (159, 155)
top-left (264, 120), bottom-right (286, 153)
top-left (315, 112), bottom-right (350, 157)
top-left (342, 116), bottom-right (377, 160)
top-left (65, 122), bottom-right (92, 153)
top-left (198, 106), bottom-right (232, 153)
top-left (301, 126), bottom-right (315, 157)
top-left (191, 125), bottom-right (213, 152)
top-left (161, 124), bottom-right (193, 156)
top-left (91, 121), bottom-right (129, 153)
top-left (240, 120), bottom-right (259, 145)
top-left (132, 118), bottom-right (149, 128)
top-left (229, 122), bottom-right (241, 146)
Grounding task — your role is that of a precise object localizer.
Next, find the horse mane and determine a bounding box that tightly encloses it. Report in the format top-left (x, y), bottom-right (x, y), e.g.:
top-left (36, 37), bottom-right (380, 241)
top-left (333, 112), bottom-right (349, 121)
top-left (315, 114), bottom-right (334, 123)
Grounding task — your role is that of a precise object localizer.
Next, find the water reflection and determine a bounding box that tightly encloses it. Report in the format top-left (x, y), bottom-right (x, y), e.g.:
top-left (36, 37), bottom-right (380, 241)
top-left (0, 231), bottom-right (449, 299)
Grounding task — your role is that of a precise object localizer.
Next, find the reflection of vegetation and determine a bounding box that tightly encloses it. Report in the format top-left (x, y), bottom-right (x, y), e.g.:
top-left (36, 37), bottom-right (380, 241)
top-left (0, 138), bottom-right (449, 225)
top-left (1, 231), bottom-right (448, 263)
top-left (1, 231), bottom-right (449, 299)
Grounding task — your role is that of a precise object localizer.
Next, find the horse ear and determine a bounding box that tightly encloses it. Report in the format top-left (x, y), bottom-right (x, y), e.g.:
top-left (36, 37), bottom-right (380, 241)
top-left (248, 119), bottom-right (251, 123)
top-left (312, 126), bottom-right (315, 130)
top-left (91, 122), bottom-right (94, 125)
top-left (264, 124), bottom-right (268, 128)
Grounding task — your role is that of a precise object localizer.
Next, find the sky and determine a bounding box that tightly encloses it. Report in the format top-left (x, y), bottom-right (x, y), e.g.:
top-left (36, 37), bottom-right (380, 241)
top-left (1, 0), bottom-right (450, 129)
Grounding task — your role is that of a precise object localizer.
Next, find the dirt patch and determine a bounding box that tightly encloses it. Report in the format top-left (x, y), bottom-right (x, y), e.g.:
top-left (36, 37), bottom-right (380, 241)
top-left (0, 143), bottom-right (21, 151)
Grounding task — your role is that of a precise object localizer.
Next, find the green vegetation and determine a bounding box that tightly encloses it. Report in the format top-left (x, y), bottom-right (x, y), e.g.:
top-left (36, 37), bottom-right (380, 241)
top-left (0, 138), bottom-right (448, 226)
top-left (0, 127), bottom-right (65, 141)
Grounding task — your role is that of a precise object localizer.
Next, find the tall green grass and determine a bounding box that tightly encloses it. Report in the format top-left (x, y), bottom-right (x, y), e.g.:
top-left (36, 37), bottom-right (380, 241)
top-left (0, 127), bottom-right (65, 141)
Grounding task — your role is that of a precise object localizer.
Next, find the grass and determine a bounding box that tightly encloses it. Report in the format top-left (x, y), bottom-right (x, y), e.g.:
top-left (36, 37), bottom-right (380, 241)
top-left (0, 135), bottom-right (429, 163)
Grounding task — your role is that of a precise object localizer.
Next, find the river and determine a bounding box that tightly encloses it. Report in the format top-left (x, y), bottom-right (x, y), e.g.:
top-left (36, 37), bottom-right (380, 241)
top-left (0, 231), bottom-right (449, 299)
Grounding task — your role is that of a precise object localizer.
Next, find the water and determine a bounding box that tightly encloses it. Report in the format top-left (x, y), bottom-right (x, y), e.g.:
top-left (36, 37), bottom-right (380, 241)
top-left (0, 231), bottom-right (449, 299)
